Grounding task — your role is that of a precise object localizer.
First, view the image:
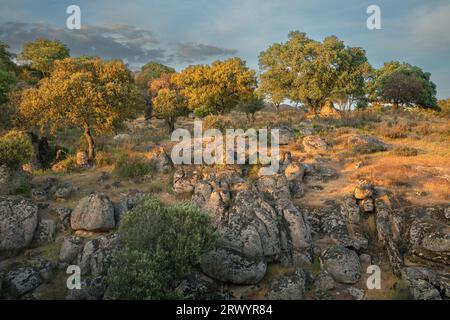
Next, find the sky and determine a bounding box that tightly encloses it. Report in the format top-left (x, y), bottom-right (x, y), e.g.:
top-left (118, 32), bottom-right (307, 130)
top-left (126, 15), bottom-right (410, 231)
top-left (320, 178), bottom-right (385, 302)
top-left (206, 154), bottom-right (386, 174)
top-left (0, 0), bottom-right (449, 98)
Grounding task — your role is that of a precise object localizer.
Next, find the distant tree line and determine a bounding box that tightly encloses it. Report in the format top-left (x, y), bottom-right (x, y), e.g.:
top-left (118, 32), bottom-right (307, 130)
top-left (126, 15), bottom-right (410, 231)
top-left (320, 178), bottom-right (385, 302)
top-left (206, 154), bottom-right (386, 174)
top-left (0, 31), bottom-right (445, 162)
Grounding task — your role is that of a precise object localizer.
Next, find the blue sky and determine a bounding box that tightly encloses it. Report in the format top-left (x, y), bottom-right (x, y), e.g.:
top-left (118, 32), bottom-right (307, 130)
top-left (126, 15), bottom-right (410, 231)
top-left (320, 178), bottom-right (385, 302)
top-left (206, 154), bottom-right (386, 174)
top-left (0, 0), bottom-right (449, 98)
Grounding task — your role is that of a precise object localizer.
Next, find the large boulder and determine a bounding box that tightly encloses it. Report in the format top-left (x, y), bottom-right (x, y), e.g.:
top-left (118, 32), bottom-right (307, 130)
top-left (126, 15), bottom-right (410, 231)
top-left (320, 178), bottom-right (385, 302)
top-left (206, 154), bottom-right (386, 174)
top-left (268, 268), bottom-right (307, 300)
top-left (201, 248), bottom-right (266, 285)
top-left (402, 267), bottom-right (449, 300)
top-left (3, 267), bottom-right (43, 298)
top-left (0, 197), bottom-right (39, 257)
top-left (409, 217), bottom-right (450, 265)
top-left (78, 233), bottom-right (120, 276)
top-left (302, 136), bottom-right (329, 153)
top-left (70, 193), bottom-right (115, 231)
top-left (347, 134), bottom-right (387, 153)
top-left (59, 236), bottom-right (85, 264)
top-left (31, 219), bottom-right (56, 246)
top-left (320, 245), bottom-right (361, 284)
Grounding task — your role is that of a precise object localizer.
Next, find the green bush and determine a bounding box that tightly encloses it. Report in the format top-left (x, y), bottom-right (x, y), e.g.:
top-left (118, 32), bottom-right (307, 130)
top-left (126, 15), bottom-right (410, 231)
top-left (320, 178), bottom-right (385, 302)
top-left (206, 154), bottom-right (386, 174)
top-left (107, 198), bottom-right (216, 299)
top-left (0, 130), bottom-right (34, 169)
top-left (113, 152), bottom-right (155, 179)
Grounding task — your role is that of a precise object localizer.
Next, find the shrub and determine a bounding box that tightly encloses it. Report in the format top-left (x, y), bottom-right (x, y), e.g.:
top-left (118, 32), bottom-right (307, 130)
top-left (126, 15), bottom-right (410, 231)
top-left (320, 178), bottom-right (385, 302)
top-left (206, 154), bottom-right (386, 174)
top-left (107, 198), bottom-right (216, 299)
top-left (51, 155), bottom-right (78, 173)
top-left (392, 146), bottom-right (419, 157)
top-left (113, 152), bottom-right (155, 179)
top-left (94, 150), bottom-right (114, 167)
top-left (0, 130), bottom-right (34, 169)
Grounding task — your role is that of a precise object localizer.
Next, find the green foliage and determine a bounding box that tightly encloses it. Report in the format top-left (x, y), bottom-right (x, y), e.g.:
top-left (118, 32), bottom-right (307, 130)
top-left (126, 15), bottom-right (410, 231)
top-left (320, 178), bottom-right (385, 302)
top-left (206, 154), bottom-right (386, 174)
top-left (135, 61), bottom-right (176, 89)
top-left (19, 38), bottom-right (70, 77)
top-left (107, 198), bottom-right (216, 299)
top-left (172, 57), bottom-right (257, 117)
top-left (0, 42), bottom-right (17, 72)
top-left (152, 88), bottom-right (189, 130)
top-left (113, 152), bottom-right (155, 179)
top-left (18, 57), bottom-right (145, 160)
top-left (238, 94), bottom-right (265, 121)
top-left (0, 130), bottom-right (34, 169)
top-left (368, 61), bottom-right (437, 109)
top-left (259, 31), bottom-right (371, 113)
top-left (0, 68), bottom-right (16, 105)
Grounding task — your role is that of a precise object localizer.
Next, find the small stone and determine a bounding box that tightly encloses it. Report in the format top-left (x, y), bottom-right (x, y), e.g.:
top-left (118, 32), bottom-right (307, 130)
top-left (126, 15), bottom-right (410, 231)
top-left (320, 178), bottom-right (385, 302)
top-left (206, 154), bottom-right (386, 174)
top-left (359, 253), bottom-right (372, 265)
top-left (361, 198), bottom-right (374, 213)
top-left (354, 180), bottom-right (373, 200)
top-left (445, 207), bottom-right (450, 220)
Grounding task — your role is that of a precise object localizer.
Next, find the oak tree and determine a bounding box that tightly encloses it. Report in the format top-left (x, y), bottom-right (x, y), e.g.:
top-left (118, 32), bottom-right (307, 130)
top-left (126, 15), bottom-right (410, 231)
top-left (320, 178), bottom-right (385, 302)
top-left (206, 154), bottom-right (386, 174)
top-left (18, 57), bottom-right (145, 160)
top-left (172, 57), bottom-right (257, 117)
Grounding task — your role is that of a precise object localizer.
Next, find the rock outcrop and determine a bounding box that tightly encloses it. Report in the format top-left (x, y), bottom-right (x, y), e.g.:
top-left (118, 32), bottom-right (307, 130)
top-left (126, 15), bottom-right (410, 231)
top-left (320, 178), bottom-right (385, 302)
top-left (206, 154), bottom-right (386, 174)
top-left (0, 197), bottom-right (39, 258)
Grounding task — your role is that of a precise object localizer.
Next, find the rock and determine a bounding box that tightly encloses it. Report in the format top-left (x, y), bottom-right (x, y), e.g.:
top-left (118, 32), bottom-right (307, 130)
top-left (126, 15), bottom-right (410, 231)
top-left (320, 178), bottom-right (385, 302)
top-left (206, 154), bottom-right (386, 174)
top-left (347, 287), bottom-right (365, 300)
top-left (275, 125), bottom-right (295, 145)
top-left (409, 217), bottom-right (450, 265)
top-left (297, 121), bottom-right (314, 136)
top-left (3, 267), bottom-right (43, 298)
top-left (0, 197), bottom-right (39, 258)
top-left (59, 236), bottom-right (85, 264)
top-left (31, 259), bottom-right (56, 283)
top-left (173, 273), bottom-right (223, 300)
top-left (78, 233), bottom-right (120, 276)
top-left (70, 192), bottom-right (115, 231)
top-left (268, 268), bottom-right (306, 300)
top-left (347, 134), bottom-right (387, 153)
top-left (319, 203), bottom-right (368, 251)
top-left (445, 207), bottom-right (450, 220)
top-left (113, 191), bottom-right (150, 223)
top-left (76, 151), bottom-right (89, 167)
top-left (173, 167), bottom-right (200, 193)
top-left (321, 245), bottom-right (361, 284)
top-left (284, 163), bottom-right (305, 197)
top-left (314, 271), bottom-right (336, 293)
top-left (54, 184), bottom-right (74, 200)
top-left (361, 198), bottom-right (374, 213)
top-left (56, 207), bottom-right (72, 231)
top-left (359, 254), bottom-right (372, 265)
top-left (146, 146), bottom-right (172, 173)
top-left (201, 248), bottom-right (267, 285)
top-left (354, 180), bottom-right (374, 200)
top-left (375, 197), bottom-right (404, 276)
top-left (66, 276), bottom-right (106, 300)
top-left (32, 219), bottom-right (56, 246)
top-left (302, 136), bottom-right (329, 153)
top-left (340, 195), bottom-right (361, 224)
top-left (402, 267), bottom-right (447, 300)
top-left (30, 188), bottom-right (48, 202)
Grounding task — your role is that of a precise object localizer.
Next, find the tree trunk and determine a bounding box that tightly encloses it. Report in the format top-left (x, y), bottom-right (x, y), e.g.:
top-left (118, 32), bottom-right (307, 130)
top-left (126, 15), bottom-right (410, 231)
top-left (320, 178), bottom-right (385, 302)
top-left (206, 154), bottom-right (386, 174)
top-left (83, 123), bottom-right (95, 161)
top-left (167, 119), bottom-right (175, 132)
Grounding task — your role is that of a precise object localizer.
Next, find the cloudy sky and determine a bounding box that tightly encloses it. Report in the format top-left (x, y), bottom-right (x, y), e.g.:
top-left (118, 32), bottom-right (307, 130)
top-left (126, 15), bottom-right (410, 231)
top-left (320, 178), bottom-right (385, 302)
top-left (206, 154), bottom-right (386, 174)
top-left (0, 0), bottom-right (449, 98)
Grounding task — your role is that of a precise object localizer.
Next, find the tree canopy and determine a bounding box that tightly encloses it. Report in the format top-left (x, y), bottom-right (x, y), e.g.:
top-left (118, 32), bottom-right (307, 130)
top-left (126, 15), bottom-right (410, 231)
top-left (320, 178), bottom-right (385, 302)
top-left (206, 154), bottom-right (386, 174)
top-left (17, 57), bottom-right (145, 160)
top-left (368, 61), bottom-right (438, 109)
top-left (19, 38), bottom-right (70, 77)
top-left (152, 88), bottom-right (189, 131)
top-left (135, 61), bottom-right (176, 89)
top-left (259, 31), bottom-right (371, 113)
top-left (172, 57), bottom-right (257, 117)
